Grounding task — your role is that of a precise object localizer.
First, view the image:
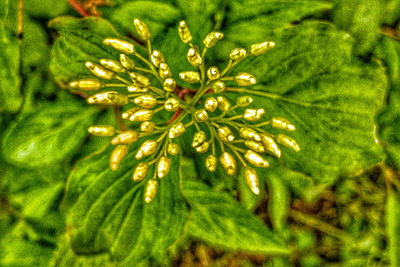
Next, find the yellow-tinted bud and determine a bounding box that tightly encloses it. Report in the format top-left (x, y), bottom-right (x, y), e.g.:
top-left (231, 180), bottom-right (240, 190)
top-left (88, 125), bottom-right (115, 136)
top-left (132, 162), bottom-right (148, 182)
top-left (167, 143), bottom-right (179, 155)
top-left (120, 54), bottom-right (135, 70)
top-left (178, 20), bottom-right (192, 44)
top-left (134, 95), bottom-right (157, 108)
top-left (129, 72), bottom-right (150, 87)
top-left (163, 78), bottom-right (176, 92)
top-left (260, 133), bottom-right (281, 158)
top-left (135, 140), bottom-right (157, 160)
top-left (237, 96), bottom-right (253, 107)
top-left (127, 85), bottom-right (149, 93)
top-left (205, 155), bottom-right (217, 172)
top-left (250, 41), bottom-right (275, 56)
top-left (99, 59), bottom-right (125, 73)
top-left (244, 150), bottom-right (269, 168)
top-left (217, 96), bottom-right (231, 112)
top-left (179, 71), bottom-right (200, 83)
top-left (203, 31), bottom-right (224, 48)
top-left (158, 62), bottom-right (171, 80)
top-left (140, 121), bottom-right (155, 132)
top-left (230, 48), bottom-right (247, 61)
top-left (164, 98), bottom-right (180, 112)
top-left (212, 81), bottom-right (226, 93)
top-left (270, 117), bottom-right (296, 131)
top-left (219, 152), bottom-right (236, 175)
top-left (245, 140), bottom-right (265, 153)
top-left (87, 91), bottom-right (128, 105)
top-left (129, 109), bottom-right (154, 122)
top-left (192, 131), bottom-right (206, 147)
top-left (217, 126), bottom-right (235, 143)
top-left (207, 66), bottom-right (220, 81)
top-left (133, 18), bottom-right (151, 40)
top-left (239, 127), bottom-right (261, 142)
top-left (110, 144), bottom-right (129, 171)
top-left (85, 61), bottom-right (114, 80)
top-left (194, 109), bottom-right (208, 122)
top-left (187, 47), bottom-right (202, 67)
top-left (121, 107), bottom-right (139, 119)
top-left (111, 131), bottom-right (138, 145)
top-left (234, 72), bottom-right (256, 86)
top-left (244, 167), bottom-right (260, 195)
top-left (157, 156), bottom-right (171, 179)
top-left (150, 50), bottom-right (165, 68)
top-left (243, 108), bottom-right (265, 121)
top-left (144, 179), bottom-right (158, 203)
top-left (169, 122), bottom-right (186, 138)
top-left (204, 97), bottom-right (218, 112)
top-left (195, 141), bottom-right (210, 153)
top-left (69, 78), bottom-right (103, 91)
top-left (276, 134), bottom-right (300, 152)
top-left (103, 38), bottom-right (135, 54)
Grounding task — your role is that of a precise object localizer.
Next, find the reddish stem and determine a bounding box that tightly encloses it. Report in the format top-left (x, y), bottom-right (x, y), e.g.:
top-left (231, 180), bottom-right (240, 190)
top-left (168, 108), bottom-right (182, 125)
top-left (67, 0), bottom-right (90, 17)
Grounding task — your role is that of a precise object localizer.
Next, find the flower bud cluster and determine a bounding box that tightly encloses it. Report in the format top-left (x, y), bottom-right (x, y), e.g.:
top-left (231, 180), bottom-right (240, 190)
top-left (70, 18), bottom-right (299, 203)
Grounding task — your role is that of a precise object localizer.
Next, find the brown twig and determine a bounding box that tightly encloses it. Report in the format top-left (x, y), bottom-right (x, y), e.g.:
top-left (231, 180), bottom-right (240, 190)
top-left (67, 0), bottom-right (90, 17)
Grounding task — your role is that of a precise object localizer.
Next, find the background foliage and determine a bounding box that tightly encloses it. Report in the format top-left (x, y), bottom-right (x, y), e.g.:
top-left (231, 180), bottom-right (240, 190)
top-left (0, 0), bottom-right (399, 266)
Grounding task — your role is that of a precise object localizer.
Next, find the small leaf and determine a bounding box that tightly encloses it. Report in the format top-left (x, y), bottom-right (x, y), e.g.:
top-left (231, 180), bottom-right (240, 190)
top-left (267, 175), bottom-right (290, 232)
top-left (385, 190), bottom-right (400, 266)
top-left (63, 146), bottom-right (189, 265)
top-left (2, 101), bottom-right (98, 168)
top-left (182, 179), bottom-right (288, 255)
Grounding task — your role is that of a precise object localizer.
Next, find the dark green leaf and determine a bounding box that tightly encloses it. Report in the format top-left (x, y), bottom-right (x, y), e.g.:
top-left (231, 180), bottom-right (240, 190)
top-left (1, 101), bottom-right (97, 168)
top-left (63, 146), bottom-right (188, 265)
top-left (182, 179), bottom-right (288, 255)
top-left (385, 191), bottom-right (400, 266)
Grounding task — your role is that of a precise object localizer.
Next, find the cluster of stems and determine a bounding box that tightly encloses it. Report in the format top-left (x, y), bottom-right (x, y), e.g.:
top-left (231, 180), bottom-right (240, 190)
top-left (69, 18), bottom-right (300, 203)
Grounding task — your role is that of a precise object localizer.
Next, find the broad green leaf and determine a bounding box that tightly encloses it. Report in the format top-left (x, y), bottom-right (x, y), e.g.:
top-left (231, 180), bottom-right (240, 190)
top-left (101, 1), bottom-right (180, 38)
top-left (49, 17), bottom-right (128, 86)
top-left (1, 100), bottom-right (98, 168)
top-left (267, 176), bottom-right (289, 232)
top-left (216, 0), bottom-right (332, 58)
top-left (63, 146), bottom-right (188, 265)
top-left (376, 37), bottom-right (400, 170)
top-left (21, 18), bottom-right (48, 72)
top-left (229, 22), bottom-right (386, 185)
top-left (0, 0), bottom-right (22, 113)
top-left (382, 0), bottom-right (400, 25)
top-left (182, 179), bottom-right (288, 255)
top-left (385, 191), bottom-right (400, 267)
top-left (332, 0), bottom-right (382, 55)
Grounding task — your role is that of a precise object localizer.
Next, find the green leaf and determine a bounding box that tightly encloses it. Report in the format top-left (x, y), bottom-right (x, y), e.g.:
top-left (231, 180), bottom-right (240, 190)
top-left (216, 0), bottom-right (332, 58)
top-left (376, 37), bottom-right (400, 170)
top-left (332, 0), bottom-right (382, 55)
top-left (63, 146), bottom-right (189, 265)
top-left (182, 179), bottom-right (288, 255)
top-left (230, 22), bottom-right (386, 185)
top-left (267, 176), bottom-right (290, 232)
top-left (1, 100), bottom-right (97, 168)
top-left (0, 0), bottom-right (22, 113)
top-left (49, 17), bottom-right (128, 86)
top-left (101, 1), bottom-right (180, 38)
top-left (385, 190), bottom-right (400, 267)
top-left (382, 0), bottom-right (400, 25)
top-left (25, 0), bottom-right (70, 18)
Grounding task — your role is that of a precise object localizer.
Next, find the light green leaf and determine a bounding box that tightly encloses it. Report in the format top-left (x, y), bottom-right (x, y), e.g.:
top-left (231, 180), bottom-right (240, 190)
top-left (0, 0), bottom-right (22, 113)
top-left (63, 146), bottom-right (189, 265)
top-left (216, 0), bottom-right (332, 58)
top-left (385, 191), bottom-right (400, 267)
top-left (49, 17), bottom-right (128, 86)
top-left (267, 176), bottom-right (289, 232)
top-left (182, 179), bottom-right (288, 255)
top-left (332, 0), bottom-right (382, 55)
top-left (1, 101), bottom-right (98, 168)
top-left (229, 22), bottom-right (386, 185)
